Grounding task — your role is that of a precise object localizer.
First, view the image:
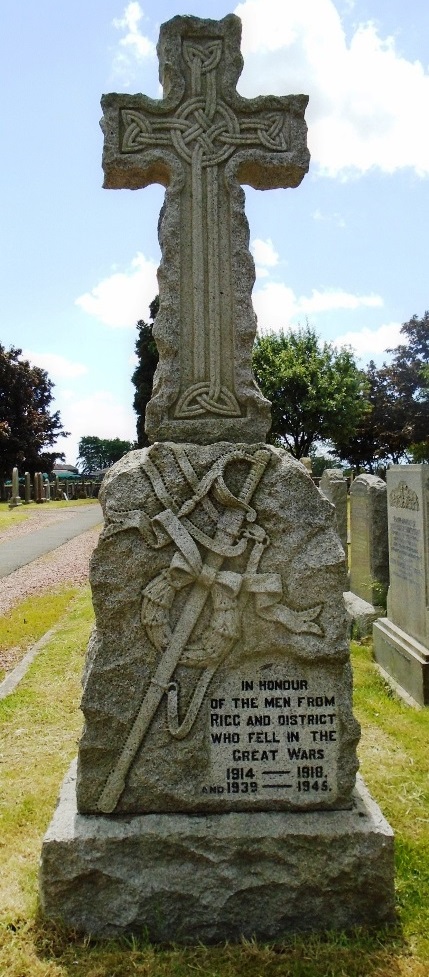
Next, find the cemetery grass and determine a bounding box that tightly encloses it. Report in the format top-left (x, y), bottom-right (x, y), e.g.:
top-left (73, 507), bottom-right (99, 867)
top-left (0, 498), bottom-right (99, 533)
top-left (0, 604), bottom-right (429, 977)
top-left (0, 587), bottom-right (81, 681)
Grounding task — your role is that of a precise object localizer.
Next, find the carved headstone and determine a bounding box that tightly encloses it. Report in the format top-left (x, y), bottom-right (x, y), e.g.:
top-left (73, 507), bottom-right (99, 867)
top-left (349, 474), bottom-right (388, 606)
top-left (374, 465), bottom-right (429, 705)
top-left (320, 468), bottom-right (348, 571)
top-left (77, 443), bottom-right (358, 815)
top-left (101, 14), bottom-right (309, 444)
top-left (40, 13), bottom-right (394, 942)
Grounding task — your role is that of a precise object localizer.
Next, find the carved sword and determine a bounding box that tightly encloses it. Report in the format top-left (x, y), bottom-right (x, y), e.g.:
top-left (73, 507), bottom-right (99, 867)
top-left (97, 447), bottom-right (271, 813)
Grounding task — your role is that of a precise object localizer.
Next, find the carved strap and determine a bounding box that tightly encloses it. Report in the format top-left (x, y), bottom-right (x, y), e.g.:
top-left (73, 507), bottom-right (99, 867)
top-left (166, 670), bottom-right (217, 739)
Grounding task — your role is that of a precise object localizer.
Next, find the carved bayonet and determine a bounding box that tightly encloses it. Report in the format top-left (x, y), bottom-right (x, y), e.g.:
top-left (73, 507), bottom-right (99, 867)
top-left (97, 448), bottom-right (271, 813)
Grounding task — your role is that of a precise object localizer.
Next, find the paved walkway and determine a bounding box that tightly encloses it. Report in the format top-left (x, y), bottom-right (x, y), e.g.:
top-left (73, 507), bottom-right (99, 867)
top-left (0, 504), bottom-right (103, 577)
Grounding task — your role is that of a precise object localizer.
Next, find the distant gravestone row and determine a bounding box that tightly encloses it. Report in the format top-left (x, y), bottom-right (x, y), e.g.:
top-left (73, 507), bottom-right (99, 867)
top-left (4, 467), bottom-right (98, 505)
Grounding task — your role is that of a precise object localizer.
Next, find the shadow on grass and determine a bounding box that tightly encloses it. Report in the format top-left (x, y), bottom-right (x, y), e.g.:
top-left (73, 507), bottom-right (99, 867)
top-left (24, 910), bottom-right (409, 977)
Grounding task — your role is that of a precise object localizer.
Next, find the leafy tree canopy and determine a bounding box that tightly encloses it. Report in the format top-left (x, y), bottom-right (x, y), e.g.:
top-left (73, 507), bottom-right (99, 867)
top-left (252, 326), bottom-right (367, 459)
top-left (335, 312), bottom-right (429, 470)
top-left (76, 436), bottom-right (134, 474)
top-left (0, 344), bottom-right (67, 479)
top-left (132, 296), bottom-right (159, 447)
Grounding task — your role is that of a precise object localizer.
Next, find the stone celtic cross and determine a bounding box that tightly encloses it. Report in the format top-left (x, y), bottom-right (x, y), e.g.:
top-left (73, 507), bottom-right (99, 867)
top-left (101, 14), bottom-right (309, 443)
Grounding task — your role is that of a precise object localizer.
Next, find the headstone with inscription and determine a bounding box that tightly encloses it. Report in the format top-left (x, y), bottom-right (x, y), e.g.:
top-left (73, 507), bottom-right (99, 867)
top-left (374, 465), bottom-right (429, 705)
top-left (349, 474), bottom-right (388, 607)
top-left (319, 469), bottom-right (348, 571)
top-left (40, 13), bottom-right (394, 942)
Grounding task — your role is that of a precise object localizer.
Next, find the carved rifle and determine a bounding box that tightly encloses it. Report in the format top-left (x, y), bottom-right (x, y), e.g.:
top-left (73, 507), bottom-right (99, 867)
top-left (97, 447), bottom-right (271, 813)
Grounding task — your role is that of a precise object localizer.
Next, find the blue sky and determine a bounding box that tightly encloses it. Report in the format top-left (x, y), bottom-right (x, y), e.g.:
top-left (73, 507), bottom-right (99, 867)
top-left (1, 0), bottom-right (428, 464)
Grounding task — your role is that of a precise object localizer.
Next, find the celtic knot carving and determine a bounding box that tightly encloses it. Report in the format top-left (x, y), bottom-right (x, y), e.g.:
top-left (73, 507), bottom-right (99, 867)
top-left (170, 98), bottom-right (240, 166)
top-left (182, 40), bottom-right (222, 77)
top-left (174, 381), bottom-right (241, 418)
top-left (121, 106), bottom-right (290, 161)
top-left (109, 21), bottom-right (307, 430)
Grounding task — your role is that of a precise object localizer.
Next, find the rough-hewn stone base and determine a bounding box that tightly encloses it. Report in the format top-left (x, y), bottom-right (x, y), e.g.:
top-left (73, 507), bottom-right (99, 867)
top-left (373, 618), bottom-right (429, 707)
top-left (39, 761), bottom-right (395, 942)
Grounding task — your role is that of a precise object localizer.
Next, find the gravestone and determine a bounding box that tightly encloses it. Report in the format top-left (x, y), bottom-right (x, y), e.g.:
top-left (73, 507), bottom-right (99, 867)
top-left (374, 465), bottom-right (429, 705)
top-left (24, 471), bottom-right (31, 505)
top-left (319, 469), bottom-right (348, 571)
top-left (8, 467), bottom-right (22, 509)
top-left (40, 13), bottom-right (394, 941)
top-left (349, 474), bottom-right (388, 606)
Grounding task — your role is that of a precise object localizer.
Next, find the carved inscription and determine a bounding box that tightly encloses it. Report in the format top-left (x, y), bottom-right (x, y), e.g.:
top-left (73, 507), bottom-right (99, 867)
top-left (206, 672), bottom-right (338, 805)
top-left (97, 444), bottom-right (324, 813)
top-left (390, 515), bottom-right (423, 585)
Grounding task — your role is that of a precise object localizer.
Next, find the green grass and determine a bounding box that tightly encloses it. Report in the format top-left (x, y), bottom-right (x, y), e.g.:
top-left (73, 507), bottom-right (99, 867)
top-left (0, 498), bottom-right (99, 534)
top-left (0, 597), bottom-right (428, 975)
top-left (0, 588), bottom-right (81, 681)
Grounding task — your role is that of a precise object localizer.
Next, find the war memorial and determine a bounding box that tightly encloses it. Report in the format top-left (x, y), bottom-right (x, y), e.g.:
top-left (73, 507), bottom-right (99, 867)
top-left (39, 13), bottom-right (395, 941)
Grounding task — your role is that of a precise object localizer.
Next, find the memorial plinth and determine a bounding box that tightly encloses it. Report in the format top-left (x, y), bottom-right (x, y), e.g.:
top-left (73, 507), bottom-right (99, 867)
top-left (374, 465), bottom-right (429, 706)
top-left (40, 761), bottom-right (394, 941)
top-left (40, 12), bottom-right (395, 940)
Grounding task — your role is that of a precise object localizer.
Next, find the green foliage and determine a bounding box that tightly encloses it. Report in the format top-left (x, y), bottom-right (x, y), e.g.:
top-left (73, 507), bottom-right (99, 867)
top-left (131, 296), bottom-right (159, 447)
top-left (336, 312), bottom-right (429, 470)
top-left (0, 345), bottom-right (67, 479)
top-left (309, 452), bottom-right (345, 478)
top-left (76, 436), bottom-right (134, 474)
top-left (252, 325), bottom-right (367, 459)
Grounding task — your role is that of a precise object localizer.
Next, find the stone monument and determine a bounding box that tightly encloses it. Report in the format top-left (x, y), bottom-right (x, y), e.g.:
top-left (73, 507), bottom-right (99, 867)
top-left (349, 474), bottom-right (388, 606)
top-left (39, 14), bottom-right (394, 941)
top-left (345, 473), bottom-right (388, 636)
top-left (319, 468), bottom-right (348, 571)
top-left (8, 467), bottom-right (22, 509)
top-left (374, 465), bottom-right (429, 706)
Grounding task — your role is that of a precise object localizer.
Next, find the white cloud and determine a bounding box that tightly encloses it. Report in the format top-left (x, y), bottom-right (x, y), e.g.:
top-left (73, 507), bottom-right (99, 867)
top-left (75, 253), bottom-right (158, 328)
top-left (234, 0), bottom-right (429, 176)
top-left (312, 208), bottom-right (346, 228)
top-left (112, 2), bottom-right (155, 80)
top-left (253, 281), bottom-right (383, 331)
top-left (302, 289), bottom-right (382, 314)
top-left (251, 236), bottom-right (280, 279)
top-left (20, 350), bottom-right (88, 380)
top-left (56, 391), bottom-right (137, 466)
top-left (333, 321), bottom-right (403, 357)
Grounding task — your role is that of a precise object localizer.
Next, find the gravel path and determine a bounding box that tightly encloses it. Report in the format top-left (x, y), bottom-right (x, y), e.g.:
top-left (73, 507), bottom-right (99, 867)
top-left (0, 505), bottom-right (91, 542)
top-left (0, 526), bottom-right (100, 676)
top-left (0, 525), bottom-right (101, 616)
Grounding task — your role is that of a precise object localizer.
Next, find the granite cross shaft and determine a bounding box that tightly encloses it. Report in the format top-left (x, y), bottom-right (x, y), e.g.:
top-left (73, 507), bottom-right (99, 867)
top-left (101, 14), bottom-right (309, 444)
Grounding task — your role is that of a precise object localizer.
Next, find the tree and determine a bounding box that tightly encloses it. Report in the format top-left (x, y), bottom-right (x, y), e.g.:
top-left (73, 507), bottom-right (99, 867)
top-left (386, 311), bottom-right (429, 462)
top-left (132, 296), bottom-right (159, 447)
top-left (252, 326), bottom-right (367, 459)
top-left (0, 344), bottom-right (67, 480)
top-left (76, 436), bottom-right (135, 474)
top-left (335, 313), bottom-right (429, 470)
top-left (333, 360), bottom-right (412, 471)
